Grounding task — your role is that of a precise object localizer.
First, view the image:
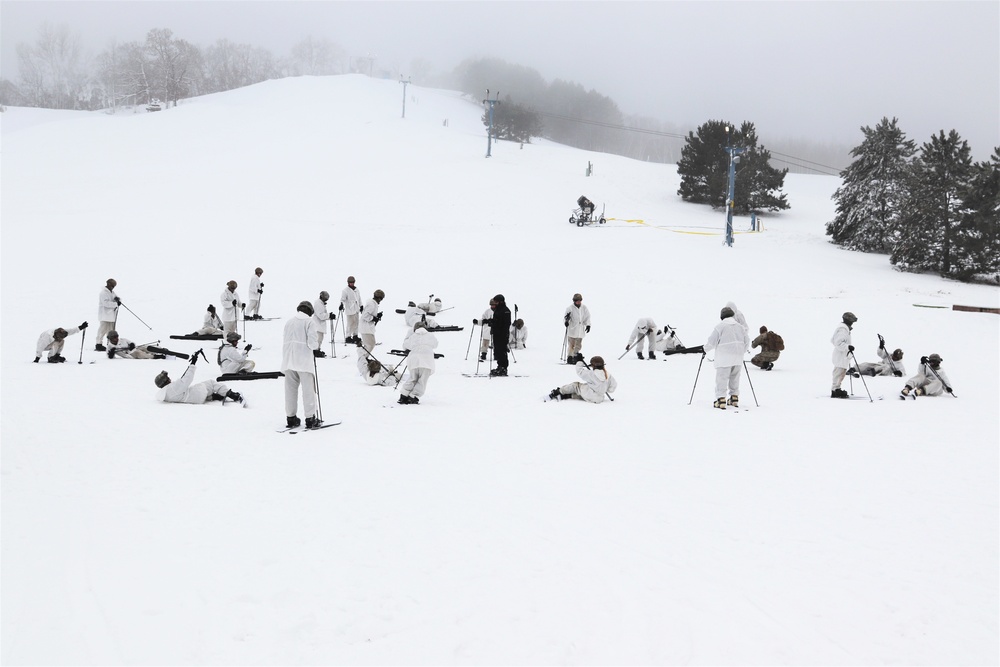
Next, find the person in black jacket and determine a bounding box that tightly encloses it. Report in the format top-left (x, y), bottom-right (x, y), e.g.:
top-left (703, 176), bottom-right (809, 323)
top-left (490, 294), bottom-right (512, 377)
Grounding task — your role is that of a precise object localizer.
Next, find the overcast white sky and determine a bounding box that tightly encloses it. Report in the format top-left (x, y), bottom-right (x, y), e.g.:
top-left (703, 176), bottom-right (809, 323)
top-left (3, 1), bottom-right (998, 160)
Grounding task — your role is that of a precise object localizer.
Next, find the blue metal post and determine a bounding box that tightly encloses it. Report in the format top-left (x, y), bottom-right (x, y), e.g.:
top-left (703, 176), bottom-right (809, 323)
top-left (724, 145), bottom-right (745, 247)
top-left (482, 90), bottom-right (500, 158)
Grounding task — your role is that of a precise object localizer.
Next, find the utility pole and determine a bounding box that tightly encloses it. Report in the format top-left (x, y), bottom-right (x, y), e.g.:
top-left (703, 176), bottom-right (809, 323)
top-left (482, 89), bottom-right (500, 158)
top-left (724, 125), bottom-right (746, 248)
top-left (399, 75), bottom-right (411, 118)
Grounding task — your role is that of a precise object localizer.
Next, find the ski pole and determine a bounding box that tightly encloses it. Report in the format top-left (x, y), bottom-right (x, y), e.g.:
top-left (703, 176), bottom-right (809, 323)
top-left (78, 327), bottom-right (86, 364)
top-left (560, 327), bottom-right (569, 362)
top-left (330, 316), bottom-right (336, 358)
top-left (848, 350), bottom-right (873, 402)
top-left (742, 360), bottom-right (759, 407)
top-left (618, 339), bottom-right (638, 360)
top-left (313, 354), bottom-right (323, 421)
top-left (118, 301), bottom-right (153, 330)
top-left (687, 352), bottom-right (707, 405)
top-left (464, 322), bottom-right (477, 360)
top-left (241, 304), bottom-right (246, 341)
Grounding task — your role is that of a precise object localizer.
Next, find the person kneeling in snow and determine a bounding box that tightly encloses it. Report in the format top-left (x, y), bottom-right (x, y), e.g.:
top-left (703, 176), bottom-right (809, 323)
top-left (155, 351), bottom-right (244, 405)
top-left (219, 331), bottom-right (255, 374)
top-left (398, 320), bottom-right (439, 404)
top-left (750, 325), bottom-right (784, 370)
top-left (548, 356), bottom-right (617, 403)
top-left (900, 353), bottom-right (952, 398)
top-left (34, 321), bottom-right (87, 363)
top-left (107, 330), bottom-right (162, 359)
top-left (510, 318), bottom-right (528, 349)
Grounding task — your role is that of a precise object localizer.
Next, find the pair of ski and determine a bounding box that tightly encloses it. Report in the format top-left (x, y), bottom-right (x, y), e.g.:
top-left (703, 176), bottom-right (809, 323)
top-left (462, 373), bottom-right (528, 378)
top-left (276, 421), bottom-right (341, 434)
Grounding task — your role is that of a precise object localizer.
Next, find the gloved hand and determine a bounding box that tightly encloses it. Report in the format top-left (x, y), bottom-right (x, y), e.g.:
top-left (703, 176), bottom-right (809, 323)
top-left (847, 345), bottom-right (854, 352)
top-left (260, 282), bottom-right (264, 288)
top-left (374, 312), bottom-right (383, 324)
top-left (231, 300), bottom-right (237, 307)
top-left (128, 342), bottom-right (135, 351)
top-left (564, 321), bottom-right (569, 328)
top-left (339, 303), bottom-right (344, 311)
top-left (878, 335), bottom-right (885, 349)
top-left (114, 296), bottom-right (121, 305)
top-left (893, 370), bottom-right (903, 377)
top-left (241, 303), bottom-right (246, 309)
top-left (473, 319), bottom-right (479, 325)
top-left (107, 349), bottom-right (116, 359)
top-left (244, 344), bottom-right (252, 352)
top-left (190, 354), bottom-right (198, 365)
top-left (329, 313), bottom-right (336, 320)
top-left (585, 325), bottom-right (591, 333)
top-left (946, 386), bottom-right (953, 393)
top-left (79, 321), bottom-right (89, 330)
top-left (920, 356), bottom-right (929, 365)
top-left (33, 356), bottom-right (40, 363)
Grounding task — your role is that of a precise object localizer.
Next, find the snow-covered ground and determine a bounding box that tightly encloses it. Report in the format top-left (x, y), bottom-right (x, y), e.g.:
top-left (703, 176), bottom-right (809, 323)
top-left (2, 74), bottom-right (997, 665)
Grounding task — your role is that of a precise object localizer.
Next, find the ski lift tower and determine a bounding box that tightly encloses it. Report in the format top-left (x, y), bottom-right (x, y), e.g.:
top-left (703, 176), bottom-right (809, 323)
top-left (482, 89), bottom-right (500, 158)
top-left (724, 125), bottom-right (746, 248)
top-left (400, 75), bottom-right (411, 118)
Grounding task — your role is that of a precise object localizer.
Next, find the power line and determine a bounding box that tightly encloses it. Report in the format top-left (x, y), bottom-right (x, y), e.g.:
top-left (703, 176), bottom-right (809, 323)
top-left (532, 109), bottom-right (846, 175)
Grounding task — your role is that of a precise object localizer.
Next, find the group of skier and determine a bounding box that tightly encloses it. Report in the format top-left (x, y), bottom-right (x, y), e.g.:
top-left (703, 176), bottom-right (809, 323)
top-left (34, 275), bottom-right (956, 425)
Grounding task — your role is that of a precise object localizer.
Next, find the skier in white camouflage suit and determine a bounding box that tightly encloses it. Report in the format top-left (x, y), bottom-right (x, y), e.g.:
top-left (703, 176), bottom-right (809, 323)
top-left (155, 352), bottom-right (244, 405)
top-left (900, 353), bottom-right (952, 398)
top-left (548, 356), bottom-right (617, 403)
top-left (312, 291), bottom-right (335, 357)
top-left (473, 299), bottom-right (494, 361)
top-left (219, 331), bottom-right (255, 374)
top-left (851, 338), bottom-right (905, 378)
top-left (830, 311), bottom-right (858, 399)
top-left (359, 289), bottom-right (385, 353)
top-left (339, 276), bottom-right (362, 345)
top-left (220, 280), bottom-right (243, 335)
top-left (397, 320), bottom-right (439, 405)
top-left (626, 317), bottom-right (658, 359)
top-left (704, 306), bottom-right (750, 409)
top-left (564, 293), bottom-right (591, 364)
top-left (34, 322), bottom-right (87, 363)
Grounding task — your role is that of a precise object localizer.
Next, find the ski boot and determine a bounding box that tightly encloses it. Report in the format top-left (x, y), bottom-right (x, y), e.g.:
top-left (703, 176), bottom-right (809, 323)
top-left (313, 349), bottom-right (326, 358)
top-left (636, 350), bottom-right (644, 360)
top-left (409, 396), bottom-right (420, 404)
top-left (305, 416), bottom-right (322, 428)
top-left (489, 366), bottom-right (508, 377)
top-left (648, 351), bottom-right (656, 360)
top-left (397, 394), bottom-right (411, 405)
top-left (831, 388), bottom-right (849, 398)
top-left (480, 352), bottom-right (487, 362)
top-left (764, 362), bottom-right (774, 371)
top-left (727, 395), bottom-right (739, 408)
top-left (913, 387), bottom-right (926, 396)
top-left (286, 415), bottom-right (301, 428)
top-left (713, 398), bottom-right (727, 410)
top-left (95, 344), bottom-right (107, 352)
top-left (225, 390), bottom-right (245, 406)
top-left (548, 388), bottom-right (562, 401)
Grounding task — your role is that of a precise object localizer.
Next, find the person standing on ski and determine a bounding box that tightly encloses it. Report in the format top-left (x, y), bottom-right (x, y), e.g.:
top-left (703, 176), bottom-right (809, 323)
top-left (398, 320), bottom-right (440, 404)
top-left (95, 278), bottom-right (120, 351)
top-left (900, 353), bottom-right (952, 398)
top-left (282, 300), bottom-right (320, 429)
top-left (750, 325), bottom-right (784, 370)
top-left (220, 280), bottom-right (243, 335)
top-left (35, 321), bottom-right (87, 363)
top-left (339, 276), bottom-right (362, 345)
top-left (312, 290), bottom-right (334, 357)
top-left (548, 355), bottom-right (617, 403)
top-left (704, 306), bottom-right (750, 409)
top-left (247, 267), bottom-right (264, 319)
top-left (830, 311), bottom-right (858, 398)
top-left (473, 299), bottom-right (495, 361)
top-left (219, 331), bottom-right (255, 374)
top-left (359, 289), bottom-right (385, 353)
top-left (490, 294), bottom-right (512, 376)
top-left (564, 293), bottom-right (591, 364)
top-left (626, 317), bottom-right (658, 359)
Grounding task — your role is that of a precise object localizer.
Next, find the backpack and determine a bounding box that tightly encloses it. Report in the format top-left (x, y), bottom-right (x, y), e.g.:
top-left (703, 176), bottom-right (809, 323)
top-left (769, 331), bottom-right (785, 351)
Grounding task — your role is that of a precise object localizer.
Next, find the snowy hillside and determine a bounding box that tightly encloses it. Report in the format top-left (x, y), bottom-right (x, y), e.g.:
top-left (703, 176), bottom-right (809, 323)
top-left (2, 74), bottom-right (997, 665)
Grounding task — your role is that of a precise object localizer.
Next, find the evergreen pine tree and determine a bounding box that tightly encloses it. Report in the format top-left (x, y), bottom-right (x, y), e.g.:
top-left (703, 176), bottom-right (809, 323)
top-left (827, 117), bottom-right (915, 252)
top-left (677, 120), bottom-right (789, 213)
top-left (891, 130), bottom-right (974, 276)
top-left (951, 147), bottom-right (1000, 283)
